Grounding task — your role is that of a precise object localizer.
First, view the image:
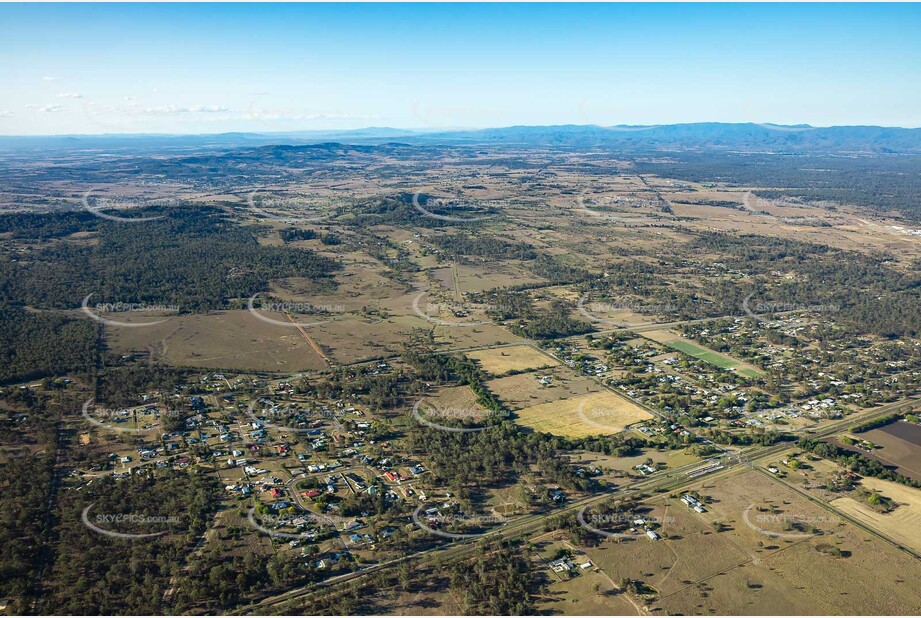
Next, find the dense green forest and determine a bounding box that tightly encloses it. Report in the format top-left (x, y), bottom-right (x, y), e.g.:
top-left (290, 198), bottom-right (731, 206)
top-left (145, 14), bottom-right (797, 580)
top-left (0, 205), bottom-right (342, 384)
top-left (404, 422), bottom-right (596, 504)
top-left (279, 227), bottom-right (318, 242)
top-left (448, 542), bottom-right (538, 615)
top-left (475, 290), bottom-right (593, 339)
top-left (431, 233), bottom-right (537, 261)
top-left (0, 205), bottom-right (339, 312)
top-left (96, 365), bottom-right (189, 405)
top-left (0, 389), bottom-right (78, 613)
top-left (634, 152), bottom-right (921, 220)
top-left (338, 193), bottom-right (492, 230)
top-left (43, 470), bottom-right (218, 614)
top-left (0, 303), bottom-right (98, 385)
top-left (0, 430), bottom-right (57, 613)
top-left (673, 232), bottom-right (921, 338)
top-left (0, 210), bottom-right (102, 239)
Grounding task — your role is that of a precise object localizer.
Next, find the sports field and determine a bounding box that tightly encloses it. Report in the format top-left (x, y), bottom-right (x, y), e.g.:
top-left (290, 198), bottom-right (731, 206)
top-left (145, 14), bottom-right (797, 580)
top-left (641, 329), bottom-right (764, 378)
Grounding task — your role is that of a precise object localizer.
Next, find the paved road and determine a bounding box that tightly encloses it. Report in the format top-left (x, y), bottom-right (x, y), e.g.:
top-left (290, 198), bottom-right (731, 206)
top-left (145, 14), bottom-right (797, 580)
top-left (236, 400), bottom-right (916, 614)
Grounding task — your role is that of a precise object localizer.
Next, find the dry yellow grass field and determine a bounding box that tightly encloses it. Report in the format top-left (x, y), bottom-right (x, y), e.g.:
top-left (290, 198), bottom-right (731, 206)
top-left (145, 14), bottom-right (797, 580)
top-left (431, 322), bottom-right (526, 351)
top-left (515, 390), bottom-right (652, 438)
top-left (830, 478), bottom-right (921, 554)
top-left (534, 539), bottom-right (641, 615)
top-left (305, 314), bottom-right (430, 364)
top-left (487, 371), bottom-right (599, 409)
top-left (466, 345), bottom-right (559, 375)
top-left (422, 385), bottom-right (489, 420)
top-left (430, 261), bottom-right (544, 294)
top-left (105, 310), bottom-right (327, 372)
top-left (574, 448), bottom-right (701, 476)
top-left (640, 329), bottom-right (687, 344)
top-left (581, 471), bottom-right (921, 615)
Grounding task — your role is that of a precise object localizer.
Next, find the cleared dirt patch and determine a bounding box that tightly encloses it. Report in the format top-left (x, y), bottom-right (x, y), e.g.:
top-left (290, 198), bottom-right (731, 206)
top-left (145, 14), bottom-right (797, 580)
top-left (859, 421), bottom-right (921, 480)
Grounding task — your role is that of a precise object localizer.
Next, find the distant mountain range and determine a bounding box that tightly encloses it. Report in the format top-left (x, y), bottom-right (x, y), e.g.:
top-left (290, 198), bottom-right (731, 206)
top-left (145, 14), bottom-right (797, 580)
top-left (418, 123), bottom-right (921, 154)
top-left (2, 122), bottom-right (921, 155)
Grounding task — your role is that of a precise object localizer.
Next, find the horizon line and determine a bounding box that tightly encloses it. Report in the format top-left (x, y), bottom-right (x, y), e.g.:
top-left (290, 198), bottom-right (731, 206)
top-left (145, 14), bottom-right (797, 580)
top-left (3, 121), bottom-right (921, 140)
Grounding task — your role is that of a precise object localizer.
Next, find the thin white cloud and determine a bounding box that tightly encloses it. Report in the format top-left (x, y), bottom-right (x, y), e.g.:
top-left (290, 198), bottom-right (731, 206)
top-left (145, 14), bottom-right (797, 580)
top-left (142, 104), bottom-right (230, 115)
top-left (0, 110), bottom-right (13, 118)
top-left (39, 105), bottom-right (64, 113)
top-left (42, 75), bottom-right (56, 82)
top-left (189, 105), bottom-right (230, 113)
top-left (82, 101), bottom-right (372, 125)
top-left (57, 92), bottom-right (83, 99)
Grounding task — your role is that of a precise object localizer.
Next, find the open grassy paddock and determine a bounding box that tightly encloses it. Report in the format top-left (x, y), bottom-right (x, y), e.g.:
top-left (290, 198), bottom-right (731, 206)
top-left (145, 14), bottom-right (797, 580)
top-left (515, 390), bottom-right (653, 438)
top-left (466, 344), bottom-right (559, 376)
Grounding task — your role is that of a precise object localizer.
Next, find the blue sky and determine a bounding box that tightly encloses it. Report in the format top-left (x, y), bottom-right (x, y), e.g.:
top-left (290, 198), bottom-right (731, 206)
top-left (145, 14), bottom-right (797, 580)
top-left (1, 3), bottom-right (919, 135)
